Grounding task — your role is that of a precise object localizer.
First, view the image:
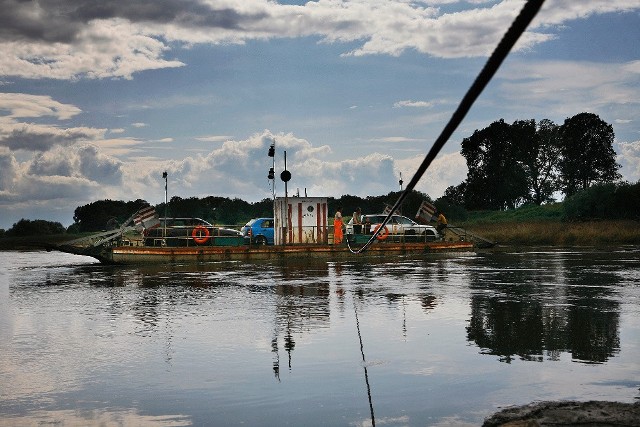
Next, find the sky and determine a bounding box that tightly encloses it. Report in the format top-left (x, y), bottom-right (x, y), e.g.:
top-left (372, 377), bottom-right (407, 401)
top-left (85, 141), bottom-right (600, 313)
top-left (1, 0), bottom-right (639, 229)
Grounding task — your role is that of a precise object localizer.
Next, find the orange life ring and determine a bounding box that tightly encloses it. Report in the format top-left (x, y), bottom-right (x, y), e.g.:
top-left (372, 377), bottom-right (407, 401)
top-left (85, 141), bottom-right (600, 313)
top-left (192, 225), bottom-right (211, 245)
top-left (373, 224), bottom-right (389, 240)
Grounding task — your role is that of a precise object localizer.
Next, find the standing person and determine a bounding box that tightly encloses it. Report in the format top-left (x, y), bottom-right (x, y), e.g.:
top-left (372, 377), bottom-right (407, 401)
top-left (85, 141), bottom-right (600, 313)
top-left (436, 210), bottom-right (448, 236)
top-left (352, 207), bottom-right (362, 234)
top-left (334, 206), bottom-right (344, 244)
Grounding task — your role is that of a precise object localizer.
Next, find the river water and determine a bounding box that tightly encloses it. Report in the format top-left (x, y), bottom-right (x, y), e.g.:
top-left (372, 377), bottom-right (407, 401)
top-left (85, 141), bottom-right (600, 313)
top-left (1, 248), bottom-right (639, 426)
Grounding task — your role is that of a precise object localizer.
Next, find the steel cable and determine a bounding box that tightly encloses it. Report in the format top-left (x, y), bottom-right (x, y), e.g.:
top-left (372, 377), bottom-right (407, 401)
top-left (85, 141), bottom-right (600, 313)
top-left (348, 0), bottom-right (545, 254)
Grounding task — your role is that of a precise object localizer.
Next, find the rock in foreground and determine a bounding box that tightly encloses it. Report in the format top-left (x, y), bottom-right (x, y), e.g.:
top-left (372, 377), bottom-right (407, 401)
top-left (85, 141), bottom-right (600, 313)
top-left (483, 400), bottom-right (640, 426)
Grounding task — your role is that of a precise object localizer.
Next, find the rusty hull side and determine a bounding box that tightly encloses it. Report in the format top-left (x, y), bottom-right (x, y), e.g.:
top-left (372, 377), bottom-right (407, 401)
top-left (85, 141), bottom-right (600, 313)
top-left (108, 241), bottom-right (474, 264)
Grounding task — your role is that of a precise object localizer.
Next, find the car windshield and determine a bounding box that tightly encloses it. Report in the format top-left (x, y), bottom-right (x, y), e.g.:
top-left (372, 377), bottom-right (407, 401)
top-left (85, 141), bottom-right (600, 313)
top-left (393, 216), bottom-right (416, 225)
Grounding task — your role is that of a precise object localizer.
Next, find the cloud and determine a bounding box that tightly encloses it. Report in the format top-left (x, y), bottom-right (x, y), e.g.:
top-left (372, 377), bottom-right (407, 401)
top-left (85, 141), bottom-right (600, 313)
top-left (496, 59), bottom-right (640, 119)
top-left (0, 93), bottom-right (107, 151)
top-left (123, 130), bottom-right (401, 204)
top-left (28, 144), bottom-right (122, 184)
top-left (0, 94), bottom-right (127, 216)
top-left (395, 151), bottom-right (467, 198)
top-left (371, 137), bottom-right (426, 143)
top-left (195, 135), bottom-right (234, 143)
top-left (0, 19), bottom-right (185, 80)
top-left (535, 0), bottom-right (640, 26)
top-left (0, 154), bottom-right (98, 205)
top-left (0, 123), bottom-right (106, 152)
top-left (0, 92), bottom-right (81, 119)
top-left (0, 149), bottom-right (18, 195)
top-left (394, 100), bottom-right (436, 108)
top-left (1, 1), bottom-right (638, 80)
top-left (616, 140), bottom-right (640, 183)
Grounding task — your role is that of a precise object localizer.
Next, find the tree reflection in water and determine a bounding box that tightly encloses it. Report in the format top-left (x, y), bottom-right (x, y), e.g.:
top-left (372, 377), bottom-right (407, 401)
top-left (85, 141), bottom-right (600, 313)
top-left (466, 251), bottom-right (621, 363)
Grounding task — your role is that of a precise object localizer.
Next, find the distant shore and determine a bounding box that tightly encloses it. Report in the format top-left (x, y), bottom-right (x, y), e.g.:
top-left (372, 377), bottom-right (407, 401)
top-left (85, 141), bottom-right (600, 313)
top-left (2, 220), bottom-right (639, 251)
top-left (0, 234), bottom-right (74, 251)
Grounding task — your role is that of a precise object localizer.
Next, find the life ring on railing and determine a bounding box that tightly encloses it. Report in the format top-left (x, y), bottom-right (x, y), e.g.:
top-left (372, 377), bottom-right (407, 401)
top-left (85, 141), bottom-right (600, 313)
top-left (373, 224), bottom-right (389, 240)
top-left (192, 225), bottom-right (211, 245)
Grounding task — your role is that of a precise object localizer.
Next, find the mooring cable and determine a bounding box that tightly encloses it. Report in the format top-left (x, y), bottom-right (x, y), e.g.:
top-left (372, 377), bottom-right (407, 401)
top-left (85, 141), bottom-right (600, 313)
top-left (347, 0), bottom-right (545, 254)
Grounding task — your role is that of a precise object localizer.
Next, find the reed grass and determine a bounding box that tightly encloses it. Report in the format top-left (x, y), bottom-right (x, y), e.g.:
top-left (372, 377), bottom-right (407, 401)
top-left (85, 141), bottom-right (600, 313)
top-left (464, 220), bottom-right (640, 246)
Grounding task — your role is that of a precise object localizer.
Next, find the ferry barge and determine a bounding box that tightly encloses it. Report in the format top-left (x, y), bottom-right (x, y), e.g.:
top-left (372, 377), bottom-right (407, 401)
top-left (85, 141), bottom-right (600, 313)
top-left (56, 196), bottom-right (484, 265)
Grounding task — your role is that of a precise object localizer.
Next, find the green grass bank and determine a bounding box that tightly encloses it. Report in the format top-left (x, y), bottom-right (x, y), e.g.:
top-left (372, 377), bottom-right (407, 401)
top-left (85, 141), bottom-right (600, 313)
top-left (455, 203), bottom-right (640, 246)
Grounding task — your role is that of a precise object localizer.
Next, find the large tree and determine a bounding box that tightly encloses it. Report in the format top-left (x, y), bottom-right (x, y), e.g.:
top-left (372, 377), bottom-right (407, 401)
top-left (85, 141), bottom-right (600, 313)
top-left (559, 112), bottom-right (620, 197)
top-left (515, 119), bottom-right (562, 205)
top-left (461, 119), bottom-right (529, 210)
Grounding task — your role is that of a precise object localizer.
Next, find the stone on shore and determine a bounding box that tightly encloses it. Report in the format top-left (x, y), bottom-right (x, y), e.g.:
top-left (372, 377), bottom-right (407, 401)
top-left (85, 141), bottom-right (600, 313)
top-left (483, 400), bottom-right (640, 426)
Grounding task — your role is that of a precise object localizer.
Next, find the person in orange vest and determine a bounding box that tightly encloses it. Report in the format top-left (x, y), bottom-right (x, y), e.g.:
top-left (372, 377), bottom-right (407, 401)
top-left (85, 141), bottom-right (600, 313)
top-left (334, 206), bottom-right (344, 244)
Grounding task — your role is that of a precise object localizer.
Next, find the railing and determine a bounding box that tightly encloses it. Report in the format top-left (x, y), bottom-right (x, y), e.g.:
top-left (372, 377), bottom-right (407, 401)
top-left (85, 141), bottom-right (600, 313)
top-left (142, 225), bottom-right (244, 247)
top-left (344, 227), bottom-right (441, 244)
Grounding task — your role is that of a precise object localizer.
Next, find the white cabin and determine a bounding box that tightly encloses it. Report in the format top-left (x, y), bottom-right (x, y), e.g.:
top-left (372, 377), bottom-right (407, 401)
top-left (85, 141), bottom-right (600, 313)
top-left (274, 197), bottom-right (329, 245)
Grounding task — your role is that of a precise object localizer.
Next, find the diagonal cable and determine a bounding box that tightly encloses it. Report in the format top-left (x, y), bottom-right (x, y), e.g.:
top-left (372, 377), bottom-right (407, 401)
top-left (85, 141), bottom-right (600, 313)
top-left (348, 0), bottom-right (545, 254)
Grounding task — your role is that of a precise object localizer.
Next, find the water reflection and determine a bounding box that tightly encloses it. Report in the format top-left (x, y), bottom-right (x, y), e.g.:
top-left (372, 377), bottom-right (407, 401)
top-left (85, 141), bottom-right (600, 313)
top-left (8, 251), bottom-right (632, 369)
top-left (2, 249), bottom-right (639, 426)
top-left (272, 280), bottom-right (331, 379)
top-left (466, 251), bottom-right (621, 363)
top-left (0, 409), bottom-right (192, 427)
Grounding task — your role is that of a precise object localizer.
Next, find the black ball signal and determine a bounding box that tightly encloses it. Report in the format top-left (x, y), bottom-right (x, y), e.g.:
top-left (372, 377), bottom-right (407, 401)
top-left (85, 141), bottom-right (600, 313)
top-left (280, 170), bottom-right (291, 183)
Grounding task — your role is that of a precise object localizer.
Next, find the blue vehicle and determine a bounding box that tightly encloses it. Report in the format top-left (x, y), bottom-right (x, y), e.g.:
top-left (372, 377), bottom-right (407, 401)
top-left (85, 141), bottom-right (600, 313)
top-left (241, 218), bottom-right (274, 245)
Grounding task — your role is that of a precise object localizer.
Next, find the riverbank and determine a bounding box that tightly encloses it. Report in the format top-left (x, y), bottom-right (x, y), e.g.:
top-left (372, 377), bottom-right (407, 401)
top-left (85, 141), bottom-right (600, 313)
top-left (462, 219), bottom-right (640, 246)
top-left (0, 234), bottom-right (89, 251)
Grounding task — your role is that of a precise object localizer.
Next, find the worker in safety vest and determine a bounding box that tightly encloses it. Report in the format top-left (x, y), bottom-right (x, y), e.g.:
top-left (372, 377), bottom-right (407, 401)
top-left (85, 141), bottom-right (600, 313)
top-left (436, 211), bottom-right (447, 236)
top-left (334, 206), bottom-right (344, 244)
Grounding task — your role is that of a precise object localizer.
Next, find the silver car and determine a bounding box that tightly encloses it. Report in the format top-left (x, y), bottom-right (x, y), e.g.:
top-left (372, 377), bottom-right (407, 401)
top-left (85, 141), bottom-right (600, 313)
top-left (346, 214), bottom-right (439, 241)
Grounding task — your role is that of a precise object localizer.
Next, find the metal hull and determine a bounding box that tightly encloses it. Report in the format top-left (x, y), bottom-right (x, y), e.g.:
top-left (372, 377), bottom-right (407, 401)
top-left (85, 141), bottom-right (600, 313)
top-left (102, 241), bottom-right (474, 264)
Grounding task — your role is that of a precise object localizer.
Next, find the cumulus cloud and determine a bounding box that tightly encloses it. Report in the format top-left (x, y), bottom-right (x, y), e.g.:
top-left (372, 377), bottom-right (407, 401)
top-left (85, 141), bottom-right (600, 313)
top-left (1, 0), bottom-right (637, 80)
top-left (125, 130), bottom-right (401, 203)
top-left (0, 149), bottom-right (18, 196)
top-left (616, 140), bottom-right (640, 184)
top-left (28, 145), bottom-right (123, 185)
top-left (0, 92), bottom-right (128, 223)
top-left (395, 151), bottom-right (468, 199)
top-left (0, 144), bottom-right (124, 203)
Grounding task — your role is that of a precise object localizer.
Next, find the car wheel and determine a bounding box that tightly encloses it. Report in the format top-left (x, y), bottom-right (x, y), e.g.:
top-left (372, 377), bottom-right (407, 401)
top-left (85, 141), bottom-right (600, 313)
top-left (255, 235), bottom-right (268, 245)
